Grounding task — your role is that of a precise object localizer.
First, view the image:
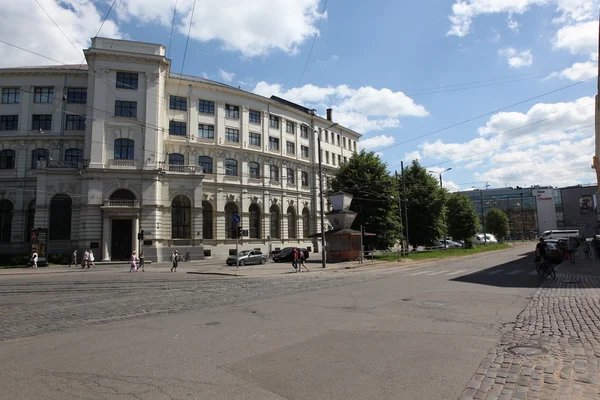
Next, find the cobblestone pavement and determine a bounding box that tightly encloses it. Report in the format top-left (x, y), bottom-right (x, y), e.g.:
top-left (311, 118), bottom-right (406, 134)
top-left (0, 269), bottom-right (399, 342)
top-left (459, 268), bottom-right (600, 400)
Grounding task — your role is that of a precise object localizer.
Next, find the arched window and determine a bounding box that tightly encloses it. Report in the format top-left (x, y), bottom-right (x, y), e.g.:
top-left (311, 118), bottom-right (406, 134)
top-left (224, 202), bottom-right (238, 239)
top-left (168, 153), bottom-right (184, 165)
top-left (225, 159), bottom-right (238, 176)
top-left (287, 206), bottom-right (296, 239)
top-left (109, 189), bottom-right (136, 201)
top-left (31, 148), bottom-right (49, 169)
top-left (171, 195), bottom-right (191, 239)
top-left (270, 204), bottom-right (280, 239)
top-left (198, 156), bottom-right (213, 174)
top-left (49, 194), bottom-right (72, 240)
top-left (249, 204), bottom-right (261, 239)
top-left (114, 139), bottom-right (134, 160)
top-left (26, 200), bottom-right (35, 242)
top-left (64, 148), bottom-right (82, 163)
top-left (202, 201), bottom-right (213, 239)
top-left (302, 207), bottom-right (310, 238)
top-left (0, 149), bottom-right (15, 169)
top-left (0, 199), bottom-right (13, 243)
top-left (248, 162), bottom-right (260, 178)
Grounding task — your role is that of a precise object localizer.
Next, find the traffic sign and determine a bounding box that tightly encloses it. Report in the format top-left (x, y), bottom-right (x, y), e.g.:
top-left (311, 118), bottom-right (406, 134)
top-left (232, 214), bottom-right (241, 224)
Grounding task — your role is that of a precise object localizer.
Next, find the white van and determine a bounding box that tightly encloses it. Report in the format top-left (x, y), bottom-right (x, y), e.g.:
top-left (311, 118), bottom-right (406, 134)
top-left (541, 230), bottom-right (579, 240)
top-left (473, 233), bottom-right (498, 244)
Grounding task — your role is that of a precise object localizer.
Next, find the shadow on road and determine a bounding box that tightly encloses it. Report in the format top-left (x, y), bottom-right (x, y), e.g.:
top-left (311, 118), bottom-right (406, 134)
top-left (451, 255), bottom-right (561, 288)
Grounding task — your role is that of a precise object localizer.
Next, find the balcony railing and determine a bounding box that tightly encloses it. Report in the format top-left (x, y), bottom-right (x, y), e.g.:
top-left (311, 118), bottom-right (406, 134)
top-left (104, 200), bottom-right (140, 207)
top-left (109, 159), bottom-right (136, 169)
top-left (37, 160), bottom-right (88, 169)
top-left (157, 162), bottom-right (200, 173)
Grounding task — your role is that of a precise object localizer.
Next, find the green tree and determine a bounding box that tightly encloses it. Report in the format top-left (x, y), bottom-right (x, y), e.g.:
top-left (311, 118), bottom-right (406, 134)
top-left (485, 208), bottom-right (509, 241)
top-left (446, 193), bottom-right (480, 242)
top-left (330, 150), bottom-right (402, 249)
top-left (399, 161), bottom-right (447, 246)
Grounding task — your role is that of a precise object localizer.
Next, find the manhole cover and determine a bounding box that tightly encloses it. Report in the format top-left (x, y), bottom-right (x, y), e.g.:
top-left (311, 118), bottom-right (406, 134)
top-left (507, 345), bottom-right (545, 356)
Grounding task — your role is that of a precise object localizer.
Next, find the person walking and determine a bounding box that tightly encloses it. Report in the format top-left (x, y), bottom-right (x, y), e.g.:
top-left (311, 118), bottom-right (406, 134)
top-left (582, 239), bottom-right (591, 260)
top-left (567, 237), bottom-right (577, 264)
top-left (69, 249), bottom-right (77, 268)
top-left (291, 248), bottom-right (299, 273)
top-left (130, 251), bottom-right (138, 272)
top-left (139, 250), bottom-right (145, 272)
top-left (31, 252), bottom-right (38, 269)
top-left (88, 249), bottom-right (95, 268)
top-left (298, 250), bottom-right (309, 272)
top-left (170, 250), bottom-right (179, 272)
top-left (81, 249), bottom-right (89, 269)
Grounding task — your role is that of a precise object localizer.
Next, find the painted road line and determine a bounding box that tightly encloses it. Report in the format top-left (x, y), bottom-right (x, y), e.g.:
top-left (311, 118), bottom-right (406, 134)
top-left (408, 270), bottom-right (431, 276)
top-left (446, 269), bottom-right (466, 276)
top-left (486, 270), bottom-right (504, 275)
top-left (426, 270), bottom-right (448, 276)
top-left (507, 269), bottom-right (523, 275)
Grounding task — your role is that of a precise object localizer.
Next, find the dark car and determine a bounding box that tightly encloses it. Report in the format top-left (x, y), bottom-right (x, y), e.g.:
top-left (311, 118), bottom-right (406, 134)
top-left (272, 247), bottom-right (309, 263)
top-left (226, 250), bottom-right (267, 266)
top-left (544, 242), bottom-right (564, 264)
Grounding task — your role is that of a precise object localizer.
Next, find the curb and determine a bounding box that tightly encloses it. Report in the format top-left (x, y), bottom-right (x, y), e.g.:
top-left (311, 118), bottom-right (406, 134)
top-left (186, 271), bottom-right (239, 277)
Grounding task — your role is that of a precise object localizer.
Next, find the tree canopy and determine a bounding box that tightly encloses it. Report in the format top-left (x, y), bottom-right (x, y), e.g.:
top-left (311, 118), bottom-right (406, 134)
top-left (485, 208), bottom-right (510, 241)
top-left (446, 193), bottom-right (480, 242)
top-left (330, 151), bottom-right (402, 249)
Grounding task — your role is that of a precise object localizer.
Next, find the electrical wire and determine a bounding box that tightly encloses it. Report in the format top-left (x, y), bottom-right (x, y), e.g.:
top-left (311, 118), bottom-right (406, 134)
top-left (166, 0), bottom-right (179, 59)
top-left (170, 0), bottom-right (197, 122)
top-left (297, 0), bottom-right (329, 86)
top-left (33, 0), bottom-right (83, 58)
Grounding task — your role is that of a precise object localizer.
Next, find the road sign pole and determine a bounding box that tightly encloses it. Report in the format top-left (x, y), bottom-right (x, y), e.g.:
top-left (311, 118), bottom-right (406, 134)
top-left (236, 231), bottom-right (239, 268)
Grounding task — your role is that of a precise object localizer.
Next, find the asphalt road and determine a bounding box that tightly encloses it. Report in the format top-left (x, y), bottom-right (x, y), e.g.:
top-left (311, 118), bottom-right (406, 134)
top-left (0, 246), bottom-right (542, 399)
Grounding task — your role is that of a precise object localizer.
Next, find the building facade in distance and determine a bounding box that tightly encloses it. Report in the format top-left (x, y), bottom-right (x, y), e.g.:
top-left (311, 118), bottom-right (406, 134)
top-left (0, 38), bottom-right (360, 261)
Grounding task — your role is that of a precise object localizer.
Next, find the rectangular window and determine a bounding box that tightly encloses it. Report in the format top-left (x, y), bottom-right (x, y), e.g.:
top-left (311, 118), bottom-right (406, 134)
top-left (198, 156), bottom-right (213, 174)
top-left (225, 128), bottom-right (239, 142)
top-left (169, 120), bottom-right (187, 136)
top-left (249, 132), bottom-right (261, 147)
top-left (198, 124), bottom-right (214, 139)
top-left (34, 87), bottom-right (54, 103)
top-left (300, 125), bottom-right (309, 138)
top-left (198, 99), bottom-right (215, 114)
top-left (0, 115), bottom-right (18, 130)
top-left (249, 162), bottom-right (260, 178)
top-left (343, 137), bottom-right (346, 148)
top-left (225, 104), bottom-right (239, 119)
top-left (337, 135), bottom-right (341, 146)
top-left (353, 141), bottom-right (357, 151)
top-left (301, 171), bottom-right (309, 187)
top-left (269, 115), bottom-right (279, 129)
top-left (332, 154), bottom-right (336, 166)
top-left (286, 121), bottom-right (295, 134)
top-left (67, 88), bottom-right (87, 104)
top-left (301, 145), bottom-right (309, 158)
top-left (115, 100), bottom-right (137, 118)
top-left (116, 72), bottom-right (138, 89)
top-left (225, 159), bottom-right (238, 176)
top-left (65, 115), bottom-right (86, 130)
top-left (268, 137), bottom-right (279, 151)
top-left (270, 165), bottom-right (279, 181)
top-left (338, 154), bottom-right (342, 164)
top-left (249, 109), bottom-right (261, 124)
top-left (169, 95), bottom-right (187, 111)
top-left (32, 114), bottom-right (52, 131)
top-left (286, 141), bottom-right (295, 155)
top-left (287, 168), bottom-right (295, 184)
top-left (344, 156), bottom-right (348, 163)
top-left (325, 151), bottom-right (330, 164)
top-left (0, 150), bottom-right (15, 169)
top-left (1, 88), bottom-right (20, 104)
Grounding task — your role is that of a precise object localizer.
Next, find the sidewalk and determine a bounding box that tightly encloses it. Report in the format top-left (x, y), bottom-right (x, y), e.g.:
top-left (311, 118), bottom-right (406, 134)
top-left (459, 254), bottom-right (600, 400)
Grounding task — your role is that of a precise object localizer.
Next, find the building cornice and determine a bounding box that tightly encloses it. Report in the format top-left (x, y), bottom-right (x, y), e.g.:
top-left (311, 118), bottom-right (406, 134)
top-left (85, 49), bottom-right (170, 68)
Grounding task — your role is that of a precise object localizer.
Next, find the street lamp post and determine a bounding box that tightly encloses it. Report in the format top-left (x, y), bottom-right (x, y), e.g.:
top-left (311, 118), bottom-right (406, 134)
top-left (317, 122), bottom-right (338, 268)
top-left (429, 168), bottom-right (452, 249)
top-left (520, 192), bottom-right (525, 241)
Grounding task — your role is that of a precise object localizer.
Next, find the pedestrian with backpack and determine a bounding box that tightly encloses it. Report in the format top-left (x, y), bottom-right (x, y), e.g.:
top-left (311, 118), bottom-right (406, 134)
top-left (298, 250), bottom-right (309, 272)
top-left (31, 252), bottom-right (38, 269)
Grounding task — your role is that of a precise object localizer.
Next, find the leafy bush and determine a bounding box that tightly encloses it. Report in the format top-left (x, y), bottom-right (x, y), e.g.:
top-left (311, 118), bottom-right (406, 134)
top-left (10, 255), bottom-right (31, 266)
top-left (48, 253), bottom-right (70, 265)
top-left (464, 238), bottom-right (474, 249)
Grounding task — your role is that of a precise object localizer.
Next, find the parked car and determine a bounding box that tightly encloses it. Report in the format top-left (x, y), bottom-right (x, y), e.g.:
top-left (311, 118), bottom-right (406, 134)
top-left (226, 250), bottom-right (267, 266)
top-left (441, 239), bottom-right (462, 248)
top-left (543, 242), bottom-right (564, 264)
top-left (272, 247), bottom-right (309, 263)
top-left (473, 234), bottom-right (498, 245)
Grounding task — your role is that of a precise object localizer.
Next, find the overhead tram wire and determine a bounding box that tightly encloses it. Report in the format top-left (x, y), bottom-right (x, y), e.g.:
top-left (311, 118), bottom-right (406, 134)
top-left (297, 0), bottom-right (329, 86)
top-left (166, 0), bottom-right (179, 59)
top-left (170, 0), bottom-right (197, 122)
top-left (371, 75), bottom-right (597, 154)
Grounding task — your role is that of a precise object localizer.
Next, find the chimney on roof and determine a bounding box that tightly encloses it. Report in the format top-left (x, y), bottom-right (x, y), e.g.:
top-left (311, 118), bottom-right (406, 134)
top-left (326, 108), bottom-right (333, 121)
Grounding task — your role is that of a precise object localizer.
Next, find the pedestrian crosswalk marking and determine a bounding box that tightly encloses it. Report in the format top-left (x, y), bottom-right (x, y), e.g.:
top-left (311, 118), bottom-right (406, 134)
top-left (507, 269), bottom-right (522, 275)
top-left (486, 270), bottom-right (503, 275)
top-left (447, 269), bottom-right (466, 275)
top-left (426, 270), bottom-right (448, 275)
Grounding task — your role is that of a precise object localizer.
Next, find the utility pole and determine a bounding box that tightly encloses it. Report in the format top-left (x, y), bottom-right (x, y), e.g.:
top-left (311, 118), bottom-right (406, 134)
top-left (317, 123), bottom-right (338, 268)
top-left (400, 162), bottom-right (410, 255)
top-left (480, 190), bottom-right (487, 244)
top-left (429, 168), bottom-right (452, 249)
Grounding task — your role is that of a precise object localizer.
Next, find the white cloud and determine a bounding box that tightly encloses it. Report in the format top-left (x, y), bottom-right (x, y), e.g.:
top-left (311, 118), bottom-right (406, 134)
top-left (446, 0), bottom-right (598, 37)
top-left (218, 68), bottom-right (235, 82)
top-left (443, 180), bottom-right (461, 192)
top-left (499, 48), bottom-right (533, 68)
top-left (116, 0), bottom-right (325, 57)
top-left (252, 82), bottom-right (428, 133)
top-left (359, 135), bottom-right (396, 151)
top-left (0, 0), bottom-right (122, 67)
top-left (403, 151), bottom-right (422, 162)
top-left (549, 61), bottom-right (596, 81)
top-left (201, 72), bottom-right (209, 79)
top-left (553, 20), bottom-right (599, 57)
top-left (507, 15), bottom-right (519, 33)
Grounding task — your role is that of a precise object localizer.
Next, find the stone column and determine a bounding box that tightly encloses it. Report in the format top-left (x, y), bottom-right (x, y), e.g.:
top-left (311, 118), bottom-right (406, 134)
top-left (102, 216), bottom-right (110, 261)
top-left (132, 216), bottom-right (140, 256)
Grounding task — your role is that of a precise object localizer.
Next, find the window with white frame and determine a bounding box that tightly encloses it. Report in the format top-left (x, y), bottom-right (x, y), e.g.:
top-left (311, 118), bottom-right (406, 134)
top-left (198, 124), bottom-right (214, 139)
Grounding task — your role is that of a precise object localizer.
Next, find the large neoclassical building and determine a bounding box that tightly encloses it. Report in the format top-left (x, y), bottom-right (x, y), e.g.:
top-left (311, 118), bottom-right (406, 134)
top-left (0, 38), bottom-right (360, 261)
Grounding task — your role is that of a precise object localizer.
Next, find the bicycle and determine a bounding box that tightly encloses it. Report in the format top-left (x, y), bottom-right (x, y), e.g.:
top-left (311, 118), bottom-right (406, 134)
top-left (535, 258), bottom-right (556, 280)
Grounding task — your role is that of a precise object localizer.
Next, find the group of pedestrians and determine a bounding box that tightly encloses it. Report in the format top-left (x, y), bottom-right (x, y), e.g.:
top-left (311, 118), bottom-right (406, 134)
top-left (561, 236), bottom-right (600, 264)
top-left (129, 250), bottom-right (145, 272)
top-left (291, 248), bottom-right (309, 273)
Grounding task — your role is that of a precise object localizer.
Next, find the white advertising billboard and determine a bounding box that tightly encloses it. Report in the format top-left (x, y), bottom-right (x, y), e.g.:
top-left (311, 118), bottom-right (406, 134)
top-left (534, 189), bottom-right (556, 235)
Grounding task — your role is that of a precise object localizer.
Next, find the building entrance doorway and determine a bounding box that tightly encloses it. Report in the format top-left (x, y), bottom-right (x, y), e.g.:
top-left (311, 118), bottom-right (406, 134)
top-left (111, 219), bottom-right (132, 260)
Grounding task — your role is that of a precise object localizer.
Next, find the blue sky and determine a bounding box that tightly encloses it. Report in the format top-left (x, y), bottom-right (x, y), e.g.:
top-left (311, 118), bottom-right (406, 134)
top-left (1, 0), bottom-right (598, 190)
